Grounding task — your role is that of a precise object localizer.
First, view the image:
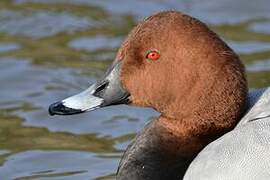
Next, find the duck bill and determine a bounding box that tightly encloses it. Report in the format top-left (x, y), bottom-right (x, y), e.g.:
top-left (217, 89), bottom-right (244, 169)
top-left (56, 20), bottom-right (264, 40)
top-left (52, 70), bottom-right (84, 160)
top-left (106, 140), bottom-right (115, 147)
top-left (48, 61), bottom-right (130, 116)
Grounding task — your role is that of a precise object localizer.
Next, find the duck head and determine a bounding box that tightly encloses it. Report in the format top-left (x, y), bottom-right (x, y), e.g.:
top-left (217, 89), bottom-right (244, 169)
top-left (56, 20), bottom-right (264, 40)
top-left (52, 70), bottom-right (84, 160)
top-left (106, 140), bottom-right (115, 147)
top-left (49, 11), bottom-right (248, 179)
top-left (49, 11), bottom-right (247, 122)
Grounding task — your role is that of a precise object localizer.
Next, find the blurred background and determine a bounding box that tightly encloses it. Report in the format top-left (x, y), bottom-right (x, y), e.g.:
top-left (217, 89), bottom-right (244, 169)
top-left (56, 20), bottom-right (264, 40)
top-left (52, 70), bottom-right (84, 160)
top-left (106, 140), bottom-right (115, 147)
top-left (0, 0), bottom-right (269, 179)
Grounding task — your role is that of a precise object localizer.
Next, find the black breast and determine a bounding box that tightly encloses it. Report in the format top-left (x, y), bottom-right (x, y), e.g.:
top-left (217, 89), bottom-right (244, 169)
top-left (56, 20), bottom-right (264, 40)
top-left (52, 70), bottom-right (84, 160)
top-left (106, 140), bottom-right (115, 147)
top-left (116, 121), bottom-right (192, 180)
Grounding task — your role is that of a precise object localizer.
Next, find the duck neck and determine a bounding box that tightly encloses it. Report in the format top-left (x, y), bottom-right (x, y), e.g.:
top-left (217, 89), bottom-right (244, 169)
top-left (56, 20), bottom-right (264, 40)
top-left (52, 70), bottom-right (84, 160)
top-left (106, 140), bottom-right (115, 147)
top-left (155, 115), bottom-right (231, 157)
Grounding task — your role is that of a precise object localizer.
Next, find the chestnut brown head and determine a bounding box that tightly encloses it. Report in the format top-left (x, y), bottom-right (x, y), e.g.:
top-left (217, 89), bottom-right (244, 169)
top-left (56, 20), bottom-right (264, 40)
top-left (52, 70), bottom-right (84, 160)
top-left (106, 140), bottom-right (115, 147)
top-left (116, 11), bottom-right (247, 121)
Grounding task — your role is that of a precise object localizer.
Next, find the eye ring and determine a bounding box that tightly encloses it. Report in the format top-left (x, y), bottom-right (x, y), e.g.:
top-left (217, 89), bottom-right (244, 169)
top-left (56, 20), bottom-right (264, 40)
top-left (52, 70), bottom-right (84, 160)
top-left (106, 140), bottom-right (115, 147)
top-left (146, 49), bottom-right (160, 61)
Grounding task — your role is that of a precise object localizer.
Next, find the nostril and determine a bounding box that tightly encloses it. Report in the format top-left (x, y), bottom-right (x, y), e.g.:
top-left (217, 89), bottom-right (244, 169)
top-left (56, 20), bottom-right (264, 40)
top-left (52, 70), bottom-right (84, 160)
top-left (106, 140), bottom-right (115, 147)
top-left (94, 80), bottom-right (109, 95)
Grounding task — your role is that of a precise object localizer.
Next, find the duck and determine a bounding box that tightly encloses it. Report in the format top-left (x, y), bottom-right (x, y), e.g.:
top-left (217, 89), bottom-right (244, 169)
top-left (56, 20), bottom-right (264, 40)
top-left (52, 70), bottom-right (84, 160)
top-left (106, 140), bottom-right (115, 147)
top-left (48, 11), bottom-right (270, 180)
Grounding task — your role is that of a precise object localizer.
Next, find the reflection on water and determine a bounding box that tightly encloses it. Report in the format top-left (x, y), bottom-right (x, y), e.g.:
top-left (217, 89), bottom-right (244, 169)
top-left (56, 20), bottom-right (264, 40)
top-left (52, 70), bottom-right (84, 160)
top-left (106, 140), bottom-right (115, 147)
top-left (0, 42), bottom-right (20, 53)
top-left (69, 36), bottom-right (123, 51)
top-left (0, 0), bottom-right (270, 179)
top-left (0, 150), bottom-right (118, 179)
top-left (0, 10), bottom-right (93, 38)
top-left (250, 22), bottom-right (270, 34)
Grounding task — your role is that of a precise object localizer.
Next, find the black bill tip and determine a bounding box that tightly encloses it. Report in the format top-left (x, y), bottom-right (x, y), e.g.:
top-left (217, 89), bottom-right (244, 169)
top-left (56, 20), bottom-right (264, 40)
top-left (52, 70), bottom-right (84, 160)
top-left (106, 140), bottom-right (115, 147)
top-left (48, 101), bottom-right (83, 116)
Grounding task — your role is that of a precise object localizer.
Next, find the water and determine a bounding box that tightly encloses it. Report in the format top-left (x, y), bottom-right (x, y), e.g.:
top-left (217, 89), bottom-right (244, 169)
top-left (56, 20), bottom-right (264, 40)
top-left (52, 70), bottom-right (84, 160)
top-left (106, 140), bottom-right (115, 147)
top-left (0, 0), bottom-right (269, 179)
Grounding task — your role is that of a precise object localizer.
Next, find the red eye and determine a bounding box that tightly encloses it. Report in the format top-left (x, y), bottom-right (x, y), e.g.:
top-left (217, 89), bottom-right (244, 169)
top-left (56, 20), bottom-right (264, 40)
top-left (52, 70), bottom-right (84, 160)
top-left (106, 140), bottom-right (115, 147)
top-left (146, 50), bottom-right (160, 61)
